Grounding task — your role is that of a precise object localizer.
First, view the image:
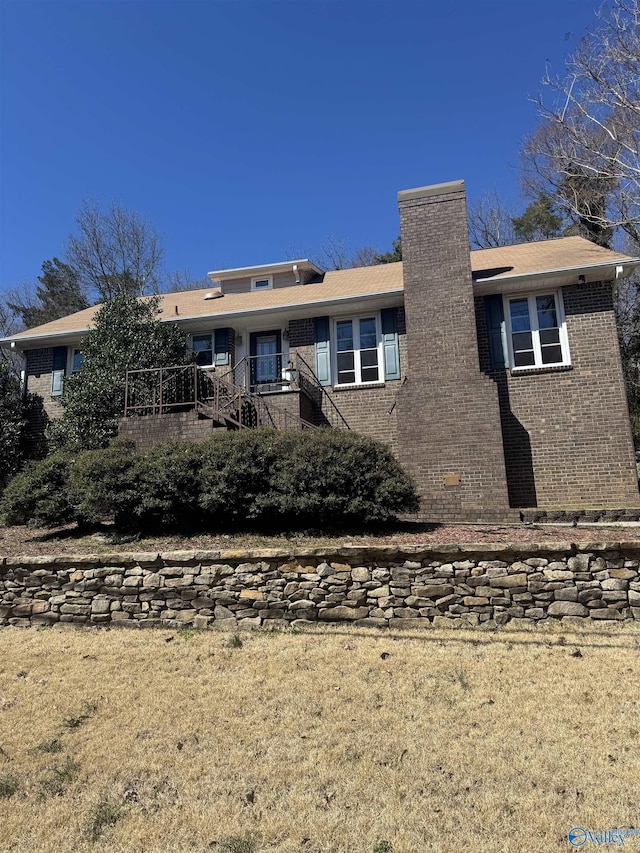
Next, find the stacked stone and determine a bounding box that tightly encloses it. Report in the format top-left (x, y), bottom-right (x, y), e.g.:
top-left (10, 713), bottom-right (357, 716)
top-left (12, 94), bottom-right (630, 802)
top-left (0, 547), bottom-right (639, 629)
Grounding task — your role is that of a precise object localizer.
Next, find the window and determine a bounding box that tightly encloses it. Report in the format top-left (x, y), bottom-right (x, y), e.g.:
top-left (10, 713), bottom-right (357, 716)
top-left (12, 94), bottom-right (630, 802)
top-left (251, 275), bottom-right (273, 291)
top-left (506, 292), bottom-right (569, 369)
top-left (192, 329), bottom-right (229, 366)
top-left (51, 346), bottom-right (67, 396)
top-left (334, 316), bottom-right (382, 385)
top-left (71, 349), bottom-right (84, 373)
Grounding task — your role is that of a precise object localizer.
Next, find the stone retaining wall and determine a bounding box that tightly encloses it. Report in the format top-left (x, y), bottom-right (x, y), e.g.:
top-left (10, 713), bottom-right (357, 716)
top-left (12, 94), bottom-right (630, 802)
top-left (1, 544), bottom-right (639, 630)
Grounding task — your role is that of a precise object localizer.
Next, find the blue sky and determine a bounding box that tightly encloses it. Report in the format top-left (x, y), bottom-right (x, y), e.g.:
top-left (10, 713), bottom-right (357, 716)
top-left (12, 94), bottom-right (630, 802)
top-left (1, 0), bottom-right (601, 295)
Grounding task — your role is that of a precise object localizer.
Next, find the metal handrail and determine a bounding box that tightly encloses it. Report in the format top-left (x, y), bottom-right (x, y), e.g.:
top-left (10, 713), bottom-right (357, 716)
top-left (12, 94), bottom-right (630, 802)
top-left (224, 353), bottom-right (295, 392)
top-left (124, 364), bottom-right (199, 417)
top-left (218, 357), bottom-right (245, 388)
top-left (293, 353), bottom-right (350, 430)
top-left (124, 363), bottom-right (317, 432)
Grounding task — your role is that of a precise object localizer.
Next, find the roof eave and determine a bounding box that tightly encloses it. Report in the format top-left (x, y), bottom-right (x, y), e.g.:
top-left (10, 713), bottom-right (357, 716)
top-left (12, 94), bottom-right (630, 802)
top-left (207, 259), bottom-right (325, 282)
top-left (472, 257), bottom-right (640, 296)
top-left (0, 328), bottom-right (90, 350)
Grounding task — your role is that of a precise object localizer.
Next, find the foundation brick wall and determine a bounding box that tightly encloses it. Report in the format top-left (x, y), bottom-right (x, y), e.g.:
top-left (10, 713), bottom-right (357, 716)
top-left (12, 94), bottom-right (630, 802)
top-left (118, 411), bottom-right (225, 450)
top-left (2, 544), bottom-right (639, 630)
top-left (475, 282), bottom-right (640, 509)
top-left (394, 183), bottom-right (513, 522)
top-left (118, 392), bottom-right (308, 450)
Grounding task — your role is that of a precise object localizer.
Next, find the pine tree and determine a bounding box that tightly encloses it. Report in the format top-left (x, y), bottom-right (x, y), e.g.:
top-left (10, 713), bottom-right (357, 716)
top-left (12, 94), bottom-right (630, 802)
top-left (8, 258), bottom-right (88, 329)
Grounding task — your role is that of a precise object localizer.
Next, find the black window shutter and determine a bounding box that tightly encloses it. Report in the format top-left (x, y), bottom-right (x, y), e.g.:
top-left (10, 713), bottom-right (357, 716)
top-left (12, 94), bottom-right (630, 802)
top-left (214, 328), bottom-right (229, 365)
top-left (485, 294), bottom-right (507, 370)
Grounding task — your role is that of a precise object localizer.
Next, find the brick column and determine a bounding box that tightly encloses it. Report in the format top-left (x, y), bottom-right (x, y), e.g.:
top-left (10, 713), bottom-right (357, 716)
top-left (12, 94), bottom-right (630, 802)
top-left (395, 180), bottom-right (514, 521)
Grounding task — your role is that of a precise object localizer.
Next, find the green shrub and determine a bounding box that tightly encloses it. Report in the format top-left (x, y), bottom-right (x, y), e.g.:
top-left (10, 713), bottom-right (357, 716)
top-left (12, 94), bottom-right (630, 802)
top-left (197, 430), bottom-right (285, 527)
top-left (0, 355), bottom-right (26, 491)
top-left (1, 429), bottom-right (419, 532)
top-left (133, 440), bottom-right (203, 529)
top-left (0, 451), bottom-right (75, 527)
top-left (269, 430), bottom-right (420, 527)
top-left (196, 429), bottom-right (419, 530)
top-left (67, 440), bottom-right (139, 527)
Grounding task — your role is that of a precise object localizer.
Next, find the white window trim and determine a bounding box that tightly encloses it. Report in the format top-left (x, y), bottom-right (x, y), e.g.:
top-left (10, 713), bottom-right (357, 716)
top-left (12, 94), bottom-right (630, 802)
top-left (251, 274), bottom-right (273, 292)
top-left (504, 290), bottom-right (571, 371)
top-left (332, 313), bottom-right (384, 387)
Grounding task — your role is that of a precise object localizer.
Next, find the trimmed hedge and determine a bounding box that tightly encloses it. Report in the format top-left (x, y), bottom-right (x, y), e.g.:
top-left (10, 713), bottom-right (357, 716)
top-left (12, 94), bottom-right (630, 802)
top-left (0, 430), bottom-right (420, 532)
top-left (0, 452), bottom-right (75, 528)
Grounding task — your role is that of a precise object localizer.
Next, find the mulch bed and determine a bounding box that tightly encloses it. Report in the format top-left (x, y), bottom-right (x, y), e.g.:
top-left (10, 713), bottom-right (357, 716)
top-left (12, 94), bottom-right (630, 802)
top-left (1, 520), bottom-right (639, 557)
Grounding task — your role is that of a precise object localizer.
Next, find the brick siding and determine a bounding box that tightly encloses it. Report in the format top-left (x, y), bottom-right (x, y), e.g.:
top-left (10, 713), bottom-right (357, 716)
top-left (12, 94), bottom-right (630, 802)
top-left (476, 282), bottom-right (640, 508)
top-left (25, 348), bottom-right (64, 420)
top-left (119, 411), bottom-right (226, 450)
top-left (290, 307), bottom-right (406, 454)
top-left (394, 184), bottom-right (513, 522)
top-left (288, 319), bottom-right (315, 348)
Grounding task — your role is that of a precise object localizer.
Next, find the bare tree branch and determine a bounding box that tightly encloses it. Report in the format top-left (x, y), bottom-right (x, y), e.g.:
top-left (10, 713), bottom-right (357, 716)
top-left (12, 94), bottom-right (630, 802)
top-left (0, 298), bottom-right (20, 338)
top-left (521, 0), bottom-right (640, 246)
top-left (163, 269), bottom-right (211, 293)
top-left (66, 200), bottom-right (164, 300)
top-left (286, 236), bottom-right (382, 271)
top-left (467, 191), bottom-right (517, 248)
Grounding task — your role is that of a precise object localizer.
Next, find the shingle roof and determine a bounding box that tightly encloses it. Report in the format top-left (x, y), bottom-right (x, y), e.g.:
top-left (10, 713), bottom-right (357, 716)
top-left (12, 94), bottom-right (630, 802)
top-left (4, 236), bottom-right (636, 345)
top-left (4, 263), bottom-right (405, 342)
top-left (469, 235), bottom-right (634, 280)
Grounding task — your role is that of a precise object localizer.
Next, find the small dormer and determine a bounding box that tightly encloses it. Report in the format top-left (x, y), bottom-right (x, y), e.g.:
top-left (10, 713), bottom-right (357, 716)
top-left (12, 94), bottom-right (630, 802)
top-left (207, 259), bottom-right (324, 295)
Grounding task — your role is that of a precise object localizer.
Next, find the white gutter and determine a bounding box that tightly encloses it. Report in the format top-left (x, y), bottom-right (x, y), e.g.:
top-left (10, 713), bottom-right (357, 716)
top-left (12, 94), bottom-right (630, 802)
top-left (0, 329), bottom-right (90, 349)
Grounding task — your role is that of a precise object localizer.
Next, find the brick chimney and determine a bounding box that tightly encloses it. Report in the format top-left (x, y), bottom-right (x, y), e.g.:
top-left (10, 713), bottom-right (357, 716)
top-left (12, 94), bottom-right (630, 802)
top-left (395, 180), bottom-right (513, 521)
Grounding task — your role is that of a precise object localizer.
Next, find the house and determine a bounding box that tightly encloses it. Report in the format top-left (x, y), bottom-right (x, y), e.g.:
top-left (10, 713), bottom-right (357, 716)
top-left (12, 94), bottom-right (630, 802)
top-left (3, 179), bottom-right (640, 522)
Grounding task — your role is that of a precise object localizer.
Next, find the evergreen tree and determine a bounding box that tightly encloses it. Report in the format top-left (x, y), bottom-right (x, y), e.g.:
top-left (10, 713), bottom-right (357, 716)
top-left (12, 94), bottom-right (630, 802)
top-left (50, 293), bottom-right (187, 451)
top-left (373, 237), bottom-right (402, 264)
top-left (512, 195), bottom-right (564, 243)
top-left (0, 354), bottom-right (25, 490)
top-left (8, 258), bottom-right (88, 329)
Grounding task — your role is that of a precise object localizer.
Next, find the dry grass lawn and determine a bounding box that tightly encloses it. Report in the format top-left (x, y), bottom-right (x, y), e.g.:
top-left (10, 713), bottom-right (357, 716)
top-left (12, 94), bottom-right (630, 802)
top-left (0, 622), bottom-right (639, 853)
